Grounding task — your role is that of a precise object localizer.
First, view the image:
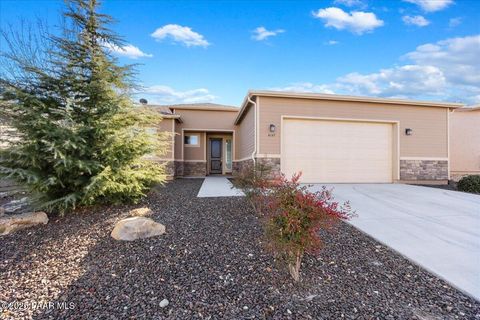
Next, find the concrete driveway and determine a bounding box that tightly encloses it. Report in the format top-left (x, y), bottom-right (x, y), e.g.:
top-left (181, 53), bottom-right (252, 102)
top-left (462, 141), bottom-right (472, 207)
top-left (307, 183), bottom-right (480, 301)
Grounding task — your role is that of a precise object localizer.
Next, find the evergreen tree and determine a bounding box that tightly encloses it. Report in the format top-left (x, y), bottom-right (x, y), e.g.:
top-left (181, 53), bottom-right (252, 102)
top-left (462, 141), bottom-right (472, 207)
top-left (0, 0), bottom-right (170, 214)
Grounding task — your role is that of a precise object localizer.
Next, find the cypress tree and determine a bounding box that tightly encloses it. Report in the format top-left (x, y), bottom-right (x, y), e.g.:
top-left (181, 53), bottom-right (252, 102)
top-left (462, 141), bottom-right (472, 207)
top-left (0, 0), bottom-right (169, 214)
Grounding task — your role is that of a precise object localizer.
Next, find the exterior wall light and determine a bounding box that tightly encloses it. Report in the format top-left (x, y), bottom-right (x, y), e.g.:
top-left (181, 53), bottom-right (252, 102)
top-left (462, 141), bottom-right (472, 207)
top-left (269, 124), bottom-right (276, 133)
top-left (405, 128), bottom-right (413, 136)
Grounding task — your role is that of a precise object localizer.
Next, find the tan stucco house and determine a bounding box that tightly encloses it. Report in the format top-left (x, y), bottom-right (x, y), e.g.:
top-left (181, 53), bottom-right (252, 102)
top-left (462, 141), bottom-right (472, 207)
top-left (148, 90), bottom-right (465, 184)
top-left (449, 105), bottom-right (480, 180)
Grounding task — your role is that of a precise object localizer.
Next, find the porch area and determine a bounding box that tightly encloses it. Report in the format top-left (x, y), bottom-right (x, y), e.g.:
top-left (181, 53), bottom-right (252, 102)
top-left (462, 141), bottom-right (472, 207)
top-left (177, 130), bottom-right (234, 177)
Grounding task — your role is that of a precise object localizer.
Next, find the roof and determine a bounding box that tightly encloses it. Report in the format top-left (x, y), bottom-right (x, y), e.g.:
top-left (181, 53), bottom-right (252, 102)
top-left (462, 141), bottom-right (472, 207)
top-left (150, 105), bottom-right (174, 115)
top-left (143, 105), bottom-right (182, 122)
top-left (455, 105), bottom-right (480, 112)
top-left (235, 90), bottom-right (465, 124)
top-left (158, 103), bottom-right (239, 112)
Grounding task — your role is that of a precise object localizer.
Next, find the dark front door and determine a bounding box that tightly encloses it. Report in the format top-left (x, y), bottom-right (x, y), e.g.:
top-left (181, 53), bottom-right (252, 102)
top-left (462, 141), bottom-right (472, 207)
top-left (210, 139), bottom-right (222, 174)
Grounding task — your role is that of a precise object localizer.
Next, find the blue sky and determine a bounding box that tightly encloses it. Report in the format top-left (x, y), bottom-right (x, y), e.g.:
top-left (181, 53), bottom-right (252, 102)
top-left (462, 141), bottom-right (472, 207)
top-left (1, 0), bottom-right (479, 106)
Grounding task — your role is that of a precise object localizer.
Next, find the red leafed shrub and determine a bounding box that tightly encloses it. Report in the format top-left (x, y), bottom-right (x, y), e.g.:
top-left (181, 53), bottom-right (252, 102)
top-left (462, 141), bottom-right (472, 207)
top-left (264, 172), bottom-right (354, 282)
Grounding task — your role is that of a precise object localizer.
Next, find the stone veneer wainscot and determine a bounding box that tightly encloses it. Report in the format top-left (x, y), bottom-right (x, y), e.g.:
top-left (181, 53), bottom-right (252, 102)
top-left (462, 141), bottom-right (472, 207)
top-left (183, 161), bottom-right (207, 176)
top-left (400, 160), bottom-right (448, 181)
top-left (233, 158), bottom-right (280, 179)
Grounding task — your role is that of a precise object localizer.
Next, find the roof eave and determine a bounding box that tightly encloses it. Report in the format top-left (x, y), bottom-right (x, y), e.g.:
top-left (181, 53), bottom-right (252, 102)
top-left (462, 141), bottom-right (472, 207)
top-left (455, 105), bottom-right (480, 112)
top-left (235, 90), bottom-right (464, 124)
top-left (164, 115), bottom-right (183, 123)
top-left (234, 92), bottom-right (255, 125)
top-left (249, 90), bottom-right (464, 108)
top-left (171, 106), bottom-right (239, 112)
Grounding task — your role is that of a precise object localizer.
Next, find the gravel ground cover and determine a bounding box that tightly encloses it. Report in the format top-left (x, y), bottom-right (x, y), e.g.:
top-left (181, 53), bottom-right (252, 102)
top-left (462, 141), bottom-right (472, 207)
top-left (1, 179), bottom-right (479, 319)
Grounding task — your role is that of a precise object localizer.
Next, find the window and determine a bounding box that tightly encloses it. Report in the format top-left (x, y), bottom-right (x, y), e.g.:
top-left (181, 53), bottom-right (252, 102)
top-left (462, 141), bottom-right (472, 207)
top-left (225, 139), bottom-right (232, 171)
top-left (184, 134), bottom-right (199, 146)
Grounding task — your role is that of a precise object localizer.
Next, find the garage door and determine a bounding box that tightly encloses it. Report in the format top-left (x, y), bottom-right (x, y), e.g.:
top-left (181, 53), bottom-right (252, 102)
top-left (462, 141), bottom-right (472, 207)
top-left (282, 119), bottom-right (393, 183)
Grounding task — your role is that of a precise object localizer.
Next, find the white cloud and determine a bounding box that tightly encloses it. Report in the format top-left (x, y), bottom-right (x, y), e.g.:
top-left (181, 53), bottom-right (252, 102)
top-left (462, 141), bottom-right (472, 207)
top-left (271, 35), bottom-right (480, 104)
top-left (313, 7), bottom-right (384, 35)
top-left (251, 26), bottom-right (285, 41)
top-left (325, 40), bottom-right (340, 45)
top-left (402, 15), bottom-right (430, 27)
top-left (337, 65), bottom-right (446, 97)
top-left (403, 0), bottom-right (454, 12)
top-left (103, 42), bottom-right (153, 59)
top-left (404, 35), bottom-right (480, 86)
top-left (449, 17), bottom-right (462, 27)
top-left (139, 85), bottom-right (217, 104)
top-left (333, 0), bottom-right (365, 7)
top-left (151, 24), bottom-right (209, 47)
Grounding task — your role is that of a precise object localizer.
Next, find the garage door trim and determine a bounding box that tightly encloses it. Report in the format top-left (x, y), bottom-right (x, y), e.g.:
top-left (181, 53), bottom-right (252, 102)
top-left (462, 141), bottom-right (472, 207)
top-left (280, 116), bottom-right (400, 182)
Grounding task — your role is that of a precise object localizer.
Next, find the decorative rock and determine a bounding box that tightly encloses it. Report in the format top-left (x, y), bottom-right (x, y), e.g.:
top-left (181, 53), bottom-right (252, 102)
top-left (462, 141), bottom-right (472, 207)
top-left (111, 217), bottom-right (165, 241)
top-left (0, 206), bottom-right (5, 217)
top-left (0, 211), bottom-right (48, 235)
top-left (159, 299), bottom-right (169, 308)
top-left (129, 207), bottom-right (152, 217)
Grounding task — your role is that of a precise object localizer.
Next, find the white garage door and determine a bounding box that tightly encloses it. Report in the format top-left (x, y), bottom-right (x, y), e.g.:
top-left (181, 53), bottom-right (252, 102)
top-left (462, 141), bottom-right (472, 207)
top-left (282, 119), bottom-right (393, 183)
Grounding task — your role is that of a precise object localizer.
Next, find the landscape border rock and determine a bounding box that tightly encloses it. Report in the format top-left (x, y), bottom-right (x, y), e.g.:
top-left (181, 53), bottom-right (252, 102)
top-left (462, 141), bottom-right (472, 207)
top-left (0, 211), bottom-right (48, 235)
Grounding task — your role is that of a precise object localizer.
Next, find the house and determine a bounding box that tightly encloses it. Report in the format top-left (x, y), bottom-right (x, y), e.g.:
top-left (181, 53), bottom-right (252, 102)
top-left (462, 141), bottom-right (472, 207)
top-left (449, 105), bottom-right (480, 181)
top-left (147, 103), bottom-right (238, 177)
top-left (149, 90), bottom-right (464, 184)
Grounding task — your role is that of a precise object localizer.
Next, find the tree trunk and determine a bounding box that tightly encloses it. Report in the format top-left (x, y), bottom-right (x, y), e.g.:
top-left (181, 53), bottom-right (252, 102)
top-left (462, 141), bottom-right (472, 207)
top-left (288, 251), bottom-right (303, 282)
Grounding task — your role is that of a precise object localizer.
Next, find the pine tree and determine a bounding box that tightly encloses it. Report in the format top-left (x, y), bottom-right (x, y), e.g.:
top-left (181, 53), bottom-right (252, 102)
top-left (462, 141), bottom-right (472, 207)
top-left (0, 0), bottom-right (170, 214)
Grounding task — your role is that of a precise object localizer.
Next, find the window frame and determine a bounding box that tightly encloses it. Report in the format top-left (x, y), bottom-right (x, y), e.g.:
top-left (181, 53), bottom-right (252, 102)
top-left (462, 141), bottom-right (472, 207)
top-left (184, 134), bottom-right (200, 147)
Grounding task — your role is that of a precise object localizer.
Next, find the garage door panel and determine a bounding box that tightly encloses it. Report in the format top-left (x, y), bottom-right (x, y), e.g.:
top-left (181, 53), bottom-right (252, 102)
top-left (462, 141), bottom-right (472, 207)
top-left (282, 119), bottom-right (393, 183)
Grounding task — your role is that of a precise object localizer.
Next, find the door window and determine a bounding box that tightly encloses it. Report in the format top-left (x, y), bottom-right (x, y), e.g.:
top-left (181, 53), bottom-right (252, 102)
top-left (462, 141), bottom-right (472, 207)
top-left (225, 139), bottom-right (232, 171)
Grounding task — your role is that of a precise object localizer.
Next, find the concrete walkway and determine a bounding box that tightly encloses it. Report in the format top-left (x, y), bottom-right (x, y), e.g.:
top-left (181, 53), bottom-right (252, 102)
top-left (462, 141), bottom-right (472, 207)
top-left (197, 176), bottom-right (244, 198)
top-left (307, 183), bottom-right (480, 301)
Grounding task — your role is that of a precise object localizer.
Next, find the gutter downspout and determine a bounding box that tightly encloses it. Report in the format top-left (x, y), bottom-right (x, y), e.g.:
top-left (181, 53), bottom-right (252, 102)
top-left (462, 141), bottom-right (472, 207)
top-left (248, 95), bottom-right (257, 165)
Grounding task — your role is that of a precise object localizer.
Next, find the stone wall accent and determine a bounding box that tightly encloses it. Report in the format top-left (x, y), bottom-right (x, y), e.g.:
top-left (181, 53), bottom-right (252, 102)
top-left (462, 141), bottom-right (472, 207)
top-left (232, 159), bottom-right (253, 175)
top-left (400, 160), bottom-right (448, 181)
top-left (174, 161), bottom-right (184, 177)
top-left (256, 157), bottom-right (281, 178)
top-left (232, 157), bottom-right (281, 179)
top-left (233, 158), bottom-right (448, 181)
top-left (163, 161), bottom-right (175, 178)
top-left (150, 160), bottom-right (175, 179)
top-left (184, 161), bottom-right (207, 177)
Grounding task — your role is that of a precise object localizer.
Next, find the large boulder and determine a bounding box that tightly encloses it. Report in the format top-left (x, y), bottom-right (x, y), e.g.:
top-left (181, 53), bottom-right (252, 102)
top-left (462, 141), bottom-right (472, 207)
top-left (0, 211), bottom-right (49, 236)
top-left (111, 217), bottom-right (165, 241)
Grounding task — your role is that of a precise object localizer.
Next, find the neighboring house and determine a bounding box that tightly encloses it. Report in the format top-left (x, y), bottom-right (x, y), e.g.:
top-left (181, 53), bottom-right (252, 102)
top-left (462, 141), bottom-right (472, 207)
top-left (149, 91), bottom-right (464, 184)
top-left (450, 105), bottom-right (480, 181)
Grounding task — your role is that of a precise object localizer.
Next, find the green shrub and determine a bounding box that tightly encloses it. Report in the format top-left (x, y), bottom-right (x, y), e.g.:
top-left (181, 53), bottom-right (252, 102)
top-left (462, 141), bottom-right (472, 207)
top-left (457, 175), bottom-right (480, 194)
top-left (0, 0), bottom-right (170, 214)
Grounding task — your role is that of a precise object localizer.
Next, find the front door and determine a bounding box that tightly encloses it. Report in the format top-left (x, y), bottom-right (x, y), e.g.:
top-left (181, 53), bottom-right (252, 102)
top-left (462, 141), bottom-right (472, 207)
top-left (210, 139), bottom-right (222, 174)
